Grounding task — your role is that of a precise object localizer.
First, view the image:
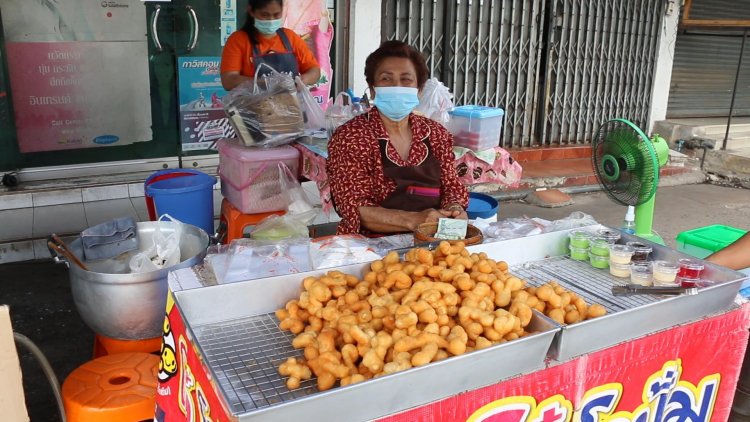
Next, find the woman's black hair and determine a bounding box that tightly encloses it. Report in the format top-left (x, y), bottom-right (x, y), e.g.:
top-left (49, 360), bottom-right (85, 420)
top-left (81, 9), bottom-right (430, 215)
top-left (241, 0), bottom-right (284, 43)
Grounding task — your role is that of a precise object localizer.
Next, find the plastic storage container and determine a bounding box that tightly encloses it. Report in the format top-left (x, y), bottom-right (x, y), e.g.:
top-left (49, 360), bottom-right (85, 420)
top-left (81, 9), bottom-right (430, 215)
top-left (217, 139), bottom-right (300, 214)
top-left (652, 261), bottom-right (680, 286)
top-left (609, 244), bottom-right (634, 265)
top-left (568, 230), bottom-right (592, 249)
top-left (144, 170), bottom-right (216, 234)
top-left (448, 106), bottom-right (504, 151)
top-left (630, 262), bottom-right (653, 286)
top-left (676, 224), bottom-right (747, 259)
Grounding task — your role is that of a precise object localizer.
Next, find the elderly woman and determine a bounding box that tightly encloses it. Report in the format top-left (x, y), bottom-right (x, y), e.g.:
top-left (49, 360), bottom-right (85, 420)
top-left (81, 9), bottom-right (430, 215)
top-left (327, 41), bottom-right (468, 235)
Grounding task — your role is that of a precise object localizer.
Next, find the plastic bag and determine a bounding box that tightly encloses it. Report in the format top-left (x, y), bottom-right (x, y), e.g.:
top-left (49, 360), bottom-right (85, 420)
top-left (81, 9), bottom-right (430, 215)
top-left (543, 212), bottom-right (598, 233)
top-left (414, 78), bottom-right (454, 127)
top-left (129, 215), bottom-right (182, 273)
top-left (296, 76), bottom-right (326, 130)
top-left (325, 91), bottom-right (355, 136)
top-left (223, 63), bottom-right (304, 147)
top-left (279, 162), bottom-right (315, 217)
top-left (481, 218), bottom-right (546, 241)
top-left (309, 234), bottom-right (382, 270)
top-left (219, 238), bottom-right (312, 283)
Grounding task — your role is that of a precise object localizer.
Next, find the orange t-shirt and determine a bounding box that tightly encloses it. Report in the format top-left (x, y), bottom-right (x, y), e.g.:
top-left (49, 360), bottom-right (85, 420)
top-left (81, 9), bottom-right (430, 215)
top-left (220, 28), bottom-right (319, 77)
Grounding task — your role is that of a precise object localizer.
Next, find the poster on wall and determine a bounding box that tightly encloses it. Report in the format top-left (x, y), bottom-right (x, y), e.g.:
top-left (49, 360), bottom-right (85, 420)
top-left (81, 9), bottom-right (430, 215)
top-left (178, 57), bottom-right (234, 152)
top-left (220, 0), bottom-right (237, 46)
top-left (1, 0), bottom-right (152, 153)
top-left (282, 0), bottom-right (333, 109)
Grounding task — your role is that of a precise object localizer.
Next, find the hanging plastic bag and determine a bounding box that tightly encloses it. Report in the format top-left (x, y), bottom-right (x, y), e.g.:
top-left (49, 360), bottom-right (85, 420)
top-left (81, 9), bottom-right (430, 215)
top-left (249, 163), bottom-right (316, 240)
top-left (325, 91), bottom-right (355, 136)
top-left (296, 76), bottom-right (326, 130)
top-left (223, 63), bottom-right (304, 148)
top-left (129, 214), bottom-right (183, 273)
top-left (414, 77), bottom-right (455, 127)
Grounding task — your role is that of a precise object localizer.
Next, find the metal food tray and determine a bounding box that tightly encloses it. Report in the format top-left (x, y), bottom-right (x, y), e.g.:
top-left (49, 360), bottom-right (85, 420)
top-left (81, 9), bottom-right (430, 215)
top-left (174, 263), bottom-right (559, 421)
top-left (470, 225), bottom-right (748, 362)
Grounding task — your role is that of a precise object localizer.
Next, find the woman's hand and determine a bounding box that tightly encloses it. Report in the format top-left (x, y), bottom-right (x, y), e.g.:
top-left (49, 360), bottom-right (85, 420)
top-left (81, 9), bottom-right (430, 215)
top-left (441, 204), bottom-right (468, 220)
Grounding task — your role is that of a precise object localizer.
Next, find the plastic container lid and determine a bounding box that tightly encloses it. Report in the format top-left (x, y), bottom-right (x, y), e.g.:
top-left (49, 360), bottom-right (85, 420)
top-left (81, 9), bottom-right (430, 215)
top-left (217, 139), bottom-right (300, 162)
top-left (609, 244), bottom-right (634, 256)
top-left (597, 228), bottom-right (621, 243)
top-left (653, 260), bottom-right (680, 274)
top-left (676, 224), bottom-right (748, 253)
top-left (449, 105), bottom-right (505, 119)
top-left (467, 192), bottom-right (499, 219)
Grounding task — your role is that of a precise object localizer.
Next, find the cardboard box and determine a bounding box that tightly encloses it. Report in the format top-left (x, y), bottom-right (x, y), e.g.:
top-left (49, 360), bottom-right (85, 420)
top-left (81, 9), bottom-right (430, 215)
top-left (0, 305), bottom-right (29, 422)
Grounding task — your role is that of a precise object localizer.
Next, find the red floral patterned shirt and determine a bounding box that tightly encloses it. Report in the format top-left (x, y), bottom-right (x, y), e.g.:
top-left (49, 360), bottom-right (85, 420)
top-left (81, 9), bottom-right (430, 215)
top-left (327, 108), bottom-right (469, 234)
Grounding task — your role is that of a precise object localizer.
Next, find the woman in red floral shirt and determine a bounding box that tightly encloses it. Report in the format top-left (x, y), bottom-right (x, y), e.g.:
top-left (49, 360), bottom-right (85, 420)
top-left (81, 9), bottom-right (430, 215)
top-left (327, 41), bottom-right (468, 235)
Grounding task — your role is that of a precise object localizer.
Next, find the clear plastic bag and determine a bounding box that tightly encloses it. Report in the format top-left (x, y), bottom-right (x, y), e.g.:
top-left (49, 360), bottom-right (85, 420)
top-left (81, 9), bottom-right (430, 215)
top-left (296, 76), bottom-right (326, 130)
top-left (543, 212), bottom-right (598, 233)
top-left (129, 215), bottom-right (182, 273)
top-left (481, 218), bottom-right (545, 241)
top-left (414, 78), bottom-right (454, 127)
top-left (325, 91), bottom-right (355, 136)
top-left (309, 234), bottom-right (382, 270)
top-left (219, 238), bottom-right (312, 283)
top-left (223, 63), bottom-right (304, 148)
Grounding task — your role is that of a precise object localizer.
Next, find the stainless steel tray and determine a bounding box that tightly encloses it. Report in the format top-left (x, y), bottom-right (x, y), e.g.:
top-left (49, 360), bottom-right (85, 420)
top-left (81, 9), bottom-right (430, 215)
top-left (172, 225), bottom-right (747, 419)
top-left (174, 264), bottom-right (559, 421)
top-left (472, 226), bottom-right (748, 362)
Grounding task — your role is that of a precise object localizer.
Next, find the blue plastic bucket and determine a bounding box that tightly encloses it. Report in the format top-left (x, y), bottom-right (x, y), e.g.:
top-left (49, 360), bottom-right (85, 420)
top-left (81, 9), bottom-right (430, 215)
top-left (467, 192), bottom-right (499, 219)
top-left (145, 169), bottom-right (217, 234)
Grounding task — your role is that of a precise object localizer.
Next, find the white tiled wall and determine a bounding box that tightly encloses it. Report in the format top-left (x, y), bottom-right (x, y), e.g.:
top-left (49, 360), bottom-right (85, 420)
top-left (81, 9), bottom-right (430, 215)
top-left (0, 180), bottom-right (340, 263)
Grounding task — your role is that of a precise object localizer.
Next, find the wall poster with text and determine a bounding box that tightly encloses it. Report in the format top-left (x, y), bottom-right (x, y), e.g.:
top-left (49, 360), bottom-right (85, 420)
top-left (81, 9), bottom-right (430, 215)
top-left (1, 0), bottom-right (152, 153)
top-left (178, 57), bottom-right (234, 152)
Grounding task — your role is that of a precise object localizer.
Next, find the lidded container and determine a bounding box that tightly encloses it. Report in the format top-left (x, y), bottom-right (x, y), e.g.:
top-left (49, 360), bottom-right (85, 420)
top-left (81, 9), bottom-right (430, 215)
top-left (589, 237), bottom-right (611, 257)
top-left (652, 260), bottom-right (680, 286)
top-left (597, 228), bottom-right (621, 244)
top-left (568, 230), bottom-right (593, 249)
top-left (589, 252), bottom-right (609, 269)
top-left (630, 262), bottom-right (653, 286)
top-left (678, 258), bottom-right (705, 288)
top-left (569, 245), bottom-right (589, 261)
top-left (626, 241), bottom-right (653, 262)
top-left (448, 105), bottom-right (505, 152)
top-left (609, 244), bottom-right (634, 265)
top-left (217, 138), bottom-right (300, 214)
top-left (609, 262), bottom-right (631, 278)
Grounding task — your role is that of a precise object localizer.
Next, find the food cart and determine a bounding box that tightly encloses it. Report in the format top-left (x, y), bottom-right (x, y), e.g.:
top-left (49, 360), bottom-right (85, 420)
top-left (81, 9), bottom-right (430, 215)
top-left (153, 225), bottom-right (750, 421)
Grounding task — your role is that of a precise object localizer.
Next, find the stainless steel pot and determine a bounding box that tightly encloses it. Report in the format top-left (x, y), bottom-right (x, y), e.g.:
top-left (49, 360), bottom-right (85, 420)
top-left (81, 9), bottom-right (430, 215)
top-left (51, 221), bottom-right (209, 340)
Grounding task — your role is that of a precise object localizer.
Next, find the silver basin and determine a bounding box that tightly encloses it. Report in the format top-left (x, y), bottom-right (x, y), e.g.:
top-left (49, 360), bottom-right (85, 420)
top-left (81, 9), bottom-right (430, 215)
top-left (55, 221), bottom-right (209, 340)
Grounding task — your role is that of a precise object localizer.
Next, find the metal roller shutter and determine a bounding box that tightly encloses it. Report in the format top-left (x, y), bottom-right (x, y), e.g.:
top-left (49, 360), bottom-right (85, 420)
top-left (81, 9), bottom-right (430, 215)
top-left (667, 32), bottom-right (750, 118)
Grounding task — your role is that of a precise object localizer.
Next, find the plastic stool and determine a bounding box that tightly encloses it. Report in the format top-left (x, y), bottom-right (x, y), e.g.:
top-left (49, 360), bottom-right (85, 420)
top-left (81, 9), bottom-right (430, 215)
top-left (93, 334), bottom-right (162, 358)
top-left (220, 198), bottom-right (284, 243)
top-left (63, 353), bottom-right (159, 422)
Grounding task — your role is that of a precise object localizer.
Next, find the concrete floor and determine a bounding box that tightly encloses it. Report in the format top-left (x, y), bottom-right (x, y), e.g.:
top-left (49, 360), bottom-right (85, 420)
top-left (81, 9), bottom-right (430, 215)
top-left (2, 183), bottom-right (749, 421)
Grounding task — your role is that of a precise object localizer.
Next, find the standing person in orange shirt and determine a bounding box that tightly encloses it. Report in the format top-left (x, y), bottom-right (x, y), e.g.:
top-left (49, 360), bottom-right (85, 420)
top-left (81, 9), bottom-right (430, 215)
top-left (220, 0), bottom-right (321, 91)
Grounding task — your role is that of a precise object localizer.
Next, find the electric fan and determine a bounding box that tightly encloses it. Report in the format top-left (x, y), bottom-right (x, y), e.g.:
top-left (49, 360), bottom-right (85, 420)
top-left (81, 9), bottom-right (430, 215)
top-left (592, 118), bottom-right (670, 244)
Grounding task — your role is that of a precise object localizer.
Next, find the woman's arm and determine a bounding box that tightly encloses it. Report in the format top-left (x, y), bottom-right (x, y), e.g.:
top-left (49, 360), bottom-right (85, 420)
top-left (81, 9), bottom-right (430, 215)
top-left (428, 121), bottom-right (469, 215)
top-left (300, 67), bottom-right (321, 86)
top-left (220, 32), bottom-right (248, 91)
top-left (359, 207), bottom-right (447, 233)
top-left (220, 71), bottom-right (251, 91)
top-left (706, 232), bottom-right (750, 270)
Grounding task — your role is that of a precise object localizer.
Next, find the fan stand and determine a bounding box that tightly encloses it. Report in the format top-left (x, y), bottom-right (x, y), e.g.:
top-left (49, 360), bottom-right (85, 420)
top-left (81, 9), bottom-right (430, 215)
top-left (634, 196), bottom-right (665, 245)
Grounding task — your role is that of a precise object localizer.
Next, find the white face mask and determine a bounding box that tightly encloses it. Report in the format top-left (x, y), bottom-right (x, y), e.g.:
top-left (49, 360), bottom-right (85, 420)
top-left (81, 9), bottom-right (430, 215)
top-left (373, 86), bottom-right (420, 121)
top-left (254, 18), bottom-right (282, 35)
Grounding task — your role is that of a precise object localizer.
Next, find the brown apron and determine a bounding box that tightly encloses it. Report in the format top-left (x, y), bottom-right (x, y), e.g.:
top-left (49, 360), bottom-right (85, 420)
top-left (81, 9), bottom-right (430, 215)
top-left (378, 138), bottom-right (442, 212)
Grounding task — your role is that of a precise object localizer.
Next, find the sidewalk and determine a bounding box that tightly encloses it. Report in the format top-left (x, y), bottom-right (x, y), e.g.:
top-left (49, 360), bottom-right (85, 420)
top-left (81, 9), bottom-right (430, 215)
top-left (3, 183), bottom-right (749, 421)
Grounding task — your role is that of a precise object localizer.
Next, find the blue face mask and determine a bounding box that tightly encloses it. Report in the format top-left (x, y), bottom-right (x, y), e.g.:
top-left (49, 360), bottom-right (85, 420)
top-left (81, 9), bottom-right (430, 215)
top-left (373, 86), bottom-right (420, 122)
top-left (254, 18), bottom-right (282, 35)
